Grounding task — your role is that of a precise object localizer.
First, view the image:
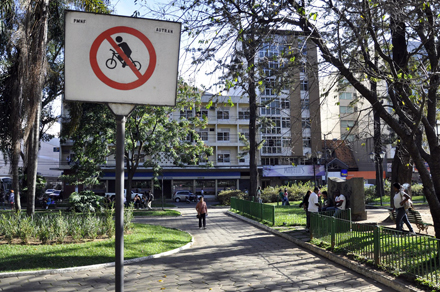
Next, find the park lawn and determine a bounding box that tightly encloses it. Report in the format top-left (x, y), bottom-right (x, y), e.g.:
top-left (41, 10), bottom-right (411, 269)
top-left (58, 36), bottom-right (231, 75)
top-left (0, 223), bottom-right (191, 272)
top-left (133, 209), bottom-right (180, 216)
top-left (368, 195), bottom-right (426, 205)
top-left (264, 201), bottom-right (307, 226)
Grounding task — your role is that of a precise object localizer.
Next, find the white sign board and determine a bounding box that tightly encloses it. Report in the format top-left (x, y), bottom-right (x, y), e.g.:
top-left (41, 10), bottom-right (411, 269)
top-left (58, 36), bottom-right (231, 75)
top-left (65, 11), bottom-right (181, 106)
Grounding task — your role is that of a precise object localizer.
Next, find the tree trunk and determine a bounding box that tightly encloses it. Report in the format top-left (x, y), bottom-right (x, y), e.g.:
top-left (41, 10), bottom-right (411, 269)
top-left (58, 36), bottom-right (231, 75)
top-left (246, 23), bottom-right (258, 200)
top-left (390, 144), bottom-right (412, 207)
top-left (24, 0), bottom-right (49, 215)
top-left (27, 105), bottom-right (41, 215)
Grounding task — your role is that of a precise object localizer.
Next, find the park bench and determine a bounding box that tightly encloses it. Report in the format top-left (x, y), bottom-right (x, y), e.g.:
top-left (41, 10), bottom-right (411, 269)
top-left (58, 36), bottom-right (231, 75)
top-left (388, 209), bottom-right (433, 234)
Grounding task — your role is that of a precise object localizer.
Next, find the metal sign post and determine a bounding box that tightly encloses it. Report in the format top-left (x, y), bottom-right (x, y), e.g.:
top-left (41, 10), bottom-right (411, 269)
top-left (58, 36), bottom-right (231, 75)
top-left (109, 103), bottom-right (135, 292)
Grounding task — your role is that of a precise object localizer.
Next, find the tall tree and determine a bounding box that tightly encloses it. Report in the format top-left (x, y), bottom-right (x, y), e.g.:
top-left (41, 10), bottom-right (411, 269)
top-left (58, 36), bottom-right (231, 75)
top-left (280, 0), bottom-right (440, 237)
top-left (0, 0), bottom-right (111, 215)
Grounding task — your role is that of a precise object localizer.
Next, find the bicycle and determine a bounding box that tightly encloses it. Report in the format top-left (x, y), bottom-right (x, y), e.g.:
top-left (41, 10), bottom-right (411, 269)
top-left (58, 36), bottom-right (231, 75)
top-left (106, 49), bottom-right (141, 70)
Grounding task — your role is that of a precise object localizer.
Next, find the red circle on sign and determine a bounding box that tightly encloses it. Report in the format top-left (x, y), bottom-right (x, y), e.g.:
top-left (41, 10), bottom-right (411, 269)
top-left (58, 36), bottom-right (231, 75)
top-left (90, 26), bottom-right (157, 90)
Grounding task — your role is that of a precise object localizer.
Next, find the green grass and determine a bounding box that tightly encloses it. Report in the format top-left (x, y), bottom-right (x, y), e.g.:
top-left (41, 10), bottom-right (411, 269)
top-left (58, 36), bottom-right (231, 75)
top-left (368, 195), bottom-right (426, 205)
top-left (0, 223), bottom-right (191, 272)
top-left (133, 209), bottom-right (180, 216)
top-left (257, 201), bottom-right (307, 226)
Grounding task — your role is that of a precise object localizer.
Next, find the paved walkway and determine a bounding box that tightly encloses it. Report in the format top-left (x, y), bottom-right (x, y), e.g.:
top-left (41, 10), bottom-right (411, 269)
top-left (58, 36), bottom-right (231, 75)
top-left (0, 206), bottom-right (396, 292)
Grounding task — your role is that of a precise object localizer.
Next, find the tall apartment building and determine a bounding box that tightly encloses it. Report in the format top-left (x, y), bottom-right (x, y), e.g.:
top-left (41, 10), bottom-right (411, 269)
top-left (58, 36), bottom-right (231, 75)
top-left (257, 33), bottom-right (322, 187)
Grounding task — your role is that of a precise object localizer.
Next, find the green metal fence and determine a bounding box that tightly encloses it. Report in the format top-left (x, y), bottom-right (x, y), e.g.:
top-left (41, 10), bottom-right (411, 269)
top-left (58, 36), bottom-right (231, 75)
top-left (230, 197), bottom-right (275, 225)
top-left (311, 211), bottom-right (440, 288)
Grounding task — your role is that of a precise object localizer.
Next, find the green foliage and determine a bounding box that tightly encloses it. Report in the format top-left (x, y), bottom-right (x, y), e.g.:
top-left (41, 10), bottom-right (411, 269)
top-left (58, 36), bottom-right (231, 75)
top-left (103, 207), bottom-right (115, 238)
top-left (0, 210), bottom-right (120, 245)
top-left (124, 203), bottom-right (135, 232)
top-left (217, 190), bottom-right (245, 205)
top-left (68, 190), bottom-right (103, 213)
top-left (18, 214), bottom-right (34, 244)
top-left (260, 181), bottom-right (315, 203)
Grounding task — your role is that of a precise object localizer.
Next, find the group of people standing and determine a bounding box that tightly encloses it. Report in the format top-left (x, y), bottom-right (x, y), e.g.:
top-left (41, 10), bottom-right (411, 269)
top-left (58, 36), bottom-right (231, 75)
top-left (299, 182), bottom-right (415, 234)
top-left (301, 187), bottom-right (346, 231)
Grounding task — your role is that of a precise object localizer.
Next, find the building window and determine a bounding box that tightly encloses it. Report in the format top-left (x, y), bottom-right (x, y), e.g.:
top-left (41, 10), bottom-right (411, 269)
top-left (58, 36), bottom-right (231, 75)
top-left (342, 133), bottom-right (356, 142)
top-left (217, 110), bottom-right (229, 120)
top-left (303, 137), bottom-right (311, 148)
top-left (282, 117), bottom-right (290, 128)
top-left (239, 131), bottom-right (250, 141)
top-left (198, 129), bottom-right (209, 141)
top-left (238, 108), bottom-right (250, 119)
top-left (264, 78), bottom-right (276, 96)
top-left (339, 92), bottom-right (353, 100)
top-left (302, 118), bottom-right (311, 129)
top-left (262, 117), bottom-right (281, 134)
top-left (259, 43), bottom-right (279, 58)
top-left (281, 99), bottom-right (290, 109)
top-left (301, 100), bottom-right (310, 109)
top-left (261, 98), bottom-right (281, 115)
top-left (261, 157), bottom-right (279, 165)
top-left (300, 80), bottom-right (308, 91)
top-left (262, 136), bottom-right (282, 154)
top-left (340, 106), bottom-right (354, 114)
top-left (340, 120), bottom-right (355, 131)
top-left (282, 137), bottom-right (291, 148)
top-left (217, 153), bottom-right (230, 163)
top-left (180, 107), bottom-right (193, 119)
top-left (196, 109), bottom-right (208, 118)
top-left (217, 129), bottom-right (230, 142)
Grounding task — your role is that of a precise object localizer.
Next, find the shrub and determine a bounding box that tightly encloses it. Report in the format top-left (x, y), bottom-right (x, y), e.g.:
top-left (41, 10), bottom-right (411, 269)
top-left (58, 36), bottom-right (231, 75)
top-left (53, 211), bottom-right (68, 244)
top-left (124, 203), bottom-right (135, 232)
top-left (103, 208), bottom-right (115, 238)
top-left (218, 190), bottom-right (245, 205)
top-left (18, 215), bottom-right (34, 244)
top-left (364, 186), bottom-right (376, 203)
top-left (261, 182), bottom-right (315, 203)
top-left (69, 190), bottom-right (103, 213)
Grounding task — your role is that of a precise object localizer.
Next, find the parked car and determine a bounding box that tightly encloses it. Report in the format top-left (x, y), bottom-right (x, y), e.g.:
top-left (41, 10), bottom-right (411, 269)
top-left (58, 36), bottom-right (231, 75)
top-left (172, 190), bottom-right (194, 202)
top-left (45, 189), bottom-right (56, 195)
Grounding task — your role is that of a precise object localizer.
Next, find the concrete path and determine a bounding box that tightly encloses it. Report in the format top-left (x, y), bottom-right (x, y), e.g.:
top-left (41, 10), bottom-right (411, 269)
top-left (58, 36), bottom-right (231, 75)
top-left (0, 206), bottom-right (395, 291)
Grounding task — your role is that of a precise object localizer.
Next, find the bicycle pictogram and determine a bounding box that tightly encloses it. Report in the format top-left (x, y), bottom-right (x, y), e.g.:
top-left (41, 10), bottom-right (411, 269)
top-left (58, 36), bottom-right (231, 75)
top-left (106, 48), bottom-right (141, 70)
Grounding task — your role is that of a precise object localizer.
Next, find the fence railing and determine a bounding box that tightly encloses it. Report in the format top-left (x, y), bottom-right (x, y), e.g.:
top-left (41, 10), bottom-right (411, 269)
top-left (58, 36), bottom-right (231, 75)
top-left (311, 211), bottom-right (440, 288)
top-left (230, 197), bottom-right (275, 225)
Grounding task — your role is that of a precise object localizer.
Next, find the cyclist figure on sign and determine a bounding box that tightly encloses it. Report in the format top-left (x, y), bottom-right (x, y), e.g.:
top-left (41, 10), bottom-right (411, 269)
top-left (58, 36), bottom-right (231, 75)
top-left (115, 36), bottom-right (132, 68)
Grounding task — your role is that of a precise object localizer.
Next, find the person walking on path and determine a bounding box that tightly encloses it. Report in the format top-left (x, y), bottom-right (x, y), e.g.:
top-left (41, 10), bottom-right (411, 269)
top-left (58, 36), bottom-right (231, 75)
top-left (196, 196), bottom-right (208, 229)
top-left (307, 187), bottom-right (320, 231)
top-left (283, 188), bottom-right (290, 205)
top-left (278, 189), bottom-right (284, 206)
top-left (393, 182), bottom-right (415, 234)
top-left (147, 191), bottom-right (154, 210)
top-left (8, 190), bottom-right (15, 210)
top-left (256, 186), bottom-right (262, 203)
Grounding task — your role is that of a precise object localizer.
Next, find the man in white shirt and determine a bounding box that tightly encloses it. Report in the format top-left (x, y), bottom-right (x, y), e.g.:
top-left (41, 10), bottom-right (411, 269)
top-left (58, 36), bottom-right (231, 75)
top-left (334, 191), bottom-right (346, 218)
top-left (307, 187), bottom-right (320, 231)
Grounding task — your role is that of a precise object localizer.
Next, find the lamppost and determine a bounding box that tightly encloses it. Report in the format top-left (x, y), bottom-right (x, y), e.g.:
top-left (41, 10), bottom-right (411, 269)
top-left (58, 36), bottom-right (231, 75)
top-left (369, 151), bottom-right (385, 206)
top-left (306, 151), bottom-right (322, 186)
top-left (323, 132), bottom-right (332, 185)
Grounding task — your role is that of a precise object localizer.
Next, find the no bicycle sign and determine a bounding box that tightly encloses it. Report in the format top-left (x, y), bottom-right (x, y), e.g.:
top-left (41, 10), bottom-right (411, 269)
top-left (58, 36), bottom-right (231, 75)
top-left (65, 11), bottom-right (181, 106)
